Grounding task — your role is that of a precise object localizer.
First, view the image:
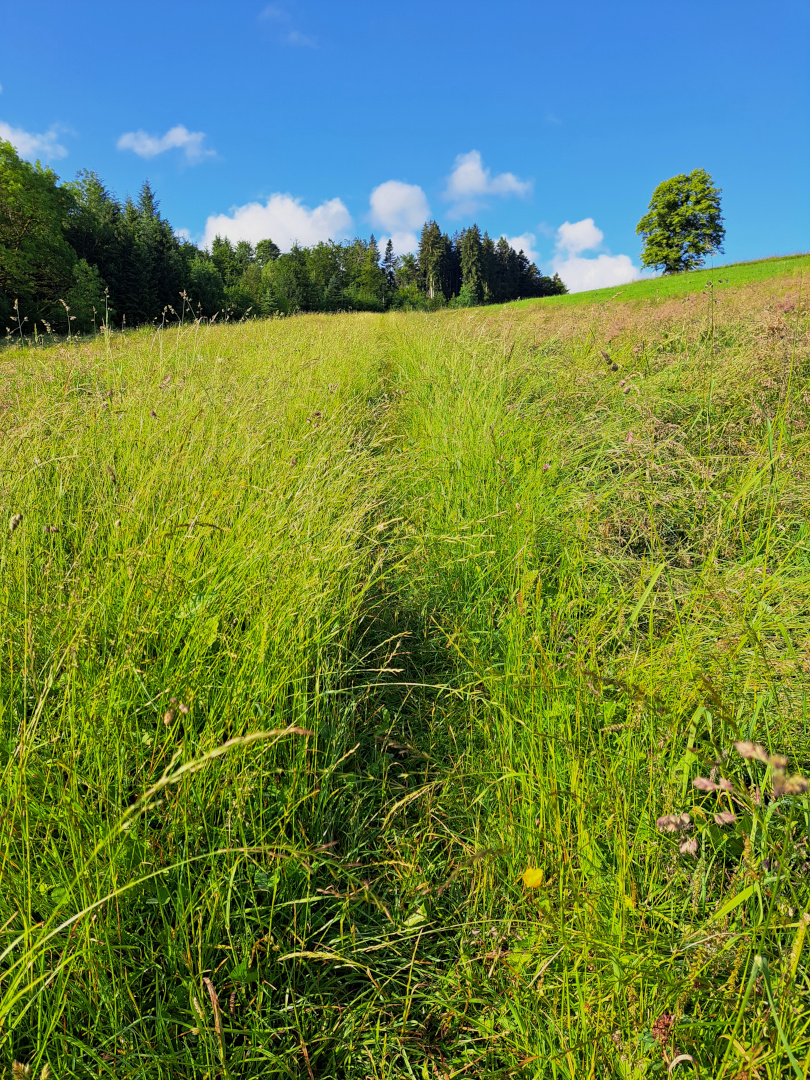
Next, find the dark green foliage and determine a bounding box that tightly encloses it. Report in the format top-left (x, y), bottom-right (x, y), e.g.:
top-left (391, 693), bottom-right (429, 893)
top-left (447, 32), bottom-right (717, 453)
top-left (65, 259), bottom-right (107, 332)
top-left (185, 255), bottom-right (226, 316)
top-left (0, 140), bottom-right (76, 331)
top-left (382, 238), bottom-right (398, 293)
top-left (459, 224), bottom-right (484, 303)
top-left (637, 169), bottom-right (725, 274)
top-left (1, 138), bottom-right (565, 335)
top-left (418, 220), bottom-right (453, 300)
top-left (255, 237), bottom-right (281, 267)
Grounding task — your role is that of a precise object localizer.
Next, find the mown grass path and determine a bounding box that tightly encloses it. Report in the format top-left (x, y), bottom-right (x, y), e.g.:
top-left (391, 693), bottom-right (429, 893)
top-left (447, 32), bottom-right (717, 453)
top-left (1, 264), bottom-right (809, 1077)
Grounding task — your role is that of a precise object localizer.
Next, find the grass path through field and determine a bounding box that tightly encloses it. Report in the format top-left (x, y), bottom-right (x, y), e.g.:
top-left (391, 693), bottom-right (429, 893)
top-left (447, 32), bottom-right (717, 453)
top-left (1, 264), bottom-right (809, 1077)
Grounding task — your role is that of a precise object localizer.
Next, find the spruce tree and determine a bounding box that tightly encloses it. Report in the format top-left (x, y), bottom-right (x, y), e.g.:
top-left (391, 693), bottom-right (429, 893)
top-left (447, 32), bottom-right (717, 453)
top-left (481, 232), bottom-right (496, 301)
top-left (458, 225), bottom-right (484, 303)
top-left (418, 221), bottom-right (451, 301)
top-left (256, 238), bottom-right (281, 268)
top-left (382, 239), bottom-right (398, 293)
top-left (356, 234), bottom-right (386, 304)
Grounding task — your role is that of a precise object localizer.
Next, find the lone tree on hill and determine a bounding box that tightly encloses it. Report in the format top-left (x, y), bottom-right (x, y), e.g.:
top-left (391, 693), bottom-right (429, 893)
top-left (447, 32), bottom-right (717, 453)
top-left (636, 169), bottom-right (725, 274)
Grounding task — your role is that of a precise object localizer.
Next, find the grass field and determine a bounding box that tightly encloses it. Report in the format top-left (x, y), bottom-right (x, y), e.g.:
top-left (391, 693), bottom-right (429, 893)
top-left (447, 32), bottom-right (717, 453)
top-left (509, 251), bottom-right (810, 309)
top-left (1, 256), bottom-right (809, 1078)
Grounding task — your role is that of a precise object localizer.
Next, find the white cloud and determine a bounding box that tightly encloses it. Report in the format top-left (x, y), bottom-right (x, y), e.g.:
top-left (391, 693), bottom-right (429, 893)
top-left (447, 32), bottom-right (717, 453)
top-left (259, 5), bottom-right (316, 46)
top-left (502, 232), bottom-right (539, 263)
top-left (202, 193), bottom-right (353, 251)
top-left (556, 217), bottom-right (603, 255)
top-left (377, 231), bottom-right (420, 255)
top-left (444, 150), bottom-right (532, 214)
top-left (0, 120), bottom-right (68, 160)
top-left (174, 227), bottom-right (192, 242)
top-left (551, 217), bottom-right (639, 292)
top-left (117, 124), bottom-right (215, 163)
top-left (552, 252), bottom-right (638, 293)
top-left (369, 180), bottom-right (430, 253)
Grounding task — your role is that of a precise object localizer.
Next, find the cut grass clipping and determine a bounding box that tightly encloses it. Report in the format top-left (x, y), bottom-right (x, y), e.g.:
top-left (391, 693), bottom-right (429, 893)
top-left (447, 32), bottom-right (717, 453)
top-left (1, 255), bottom-right (809, 1078)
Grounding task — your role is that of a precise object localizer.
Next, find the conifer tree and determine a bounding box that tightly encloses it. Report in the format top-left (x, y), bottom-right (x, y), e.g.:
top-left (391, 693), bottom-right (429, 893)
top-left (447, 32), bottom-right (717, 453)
top-left (418, 221), bottom-right (452, 300)
top-left (382, 239), bottom-right (398, 293)
top-left (480, 232), bottom-right (496, 300)
top-left (356, 234), bottom-right (386, 304)
top-left (458, 225), bottom-right (484, 302)
top-left (256, 238), bottom-right (281, 268)
top-left (211, 236), bottom-right (237, 286)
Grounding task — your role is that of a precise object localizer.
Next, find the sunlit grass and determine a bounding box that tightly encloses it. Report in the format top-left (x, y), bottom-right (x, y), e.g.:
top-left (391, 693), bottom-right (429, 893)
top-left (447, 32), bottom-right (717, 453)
top-left (506, 251), bottom-right (810, 308)
top-left (1, 263), bottom-right (809, 1077)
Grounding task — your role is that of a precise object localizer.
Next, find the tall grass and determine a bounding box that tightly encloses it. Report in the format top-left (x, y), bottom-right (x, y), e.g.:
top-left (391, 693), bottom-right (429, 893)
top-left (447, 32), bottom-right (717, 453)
top-left (1, 266), bottom-right (809, 1077)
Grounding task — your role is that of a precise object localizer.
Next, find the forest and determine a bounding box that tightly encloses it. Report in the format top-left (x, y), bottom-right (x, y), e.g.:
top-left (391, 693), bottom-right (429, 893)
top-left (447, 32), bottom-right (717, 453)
top-left (0, 140), bottom-right (566, 335)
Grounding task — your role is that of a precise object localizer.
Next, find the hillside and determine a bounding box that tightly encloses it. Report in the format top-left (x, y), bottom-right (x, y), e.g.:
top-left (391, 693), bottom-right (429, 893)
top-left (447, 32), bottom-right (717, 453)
top-left (1, 257), bottom-right (809, 1078)
top-left (516, 251), bottom-right (810, 307)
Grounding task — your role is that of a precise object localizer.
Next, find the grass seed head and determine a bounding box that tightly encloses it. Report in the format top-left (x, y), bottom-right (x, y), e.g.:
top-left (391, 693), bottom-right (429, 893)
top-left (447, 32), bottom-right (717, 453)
top-left (735, 741), bottom-right (770, 763)
top-left (9, 513), bottom-right (22, 533)
top-left (693, 776), bottom-right (718, 792)
top-left (773, 773), bottom-right (809, 797)
top-left (657, 813), bottom-right (692, 833)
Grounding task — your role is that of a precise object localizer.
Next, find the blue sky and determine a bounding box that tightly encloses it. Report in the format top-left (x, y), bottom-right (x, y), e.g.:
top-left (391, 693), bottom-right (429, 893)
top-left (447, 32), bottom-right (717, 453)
top-left (2, 0), bottom-right (808, 290)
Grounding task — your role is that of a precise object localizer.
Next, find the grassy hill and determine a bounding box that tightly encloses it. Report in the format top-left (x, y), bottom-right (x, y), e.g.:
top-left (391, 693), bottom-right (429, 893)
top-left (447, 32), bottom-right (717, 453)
top-left (514, 251), bottom-right (810, 307)
top-left (1, 256), bottom-right (809, 1078)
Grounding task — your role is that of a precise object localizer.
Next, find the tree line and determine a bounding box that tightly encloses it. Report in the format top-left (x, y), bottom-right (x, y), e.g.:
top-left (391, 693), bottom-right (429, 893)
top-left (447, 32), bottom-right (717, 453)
top-left (0, 140), bottom-right (566, 336)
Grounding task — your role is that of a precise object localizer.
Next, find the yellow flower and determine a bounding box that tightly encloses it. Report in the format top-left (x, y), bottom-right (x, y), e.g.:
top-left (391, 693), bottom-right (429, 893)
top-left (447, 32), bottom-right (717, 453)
top-left (522, 867), bottom-right (544, 888)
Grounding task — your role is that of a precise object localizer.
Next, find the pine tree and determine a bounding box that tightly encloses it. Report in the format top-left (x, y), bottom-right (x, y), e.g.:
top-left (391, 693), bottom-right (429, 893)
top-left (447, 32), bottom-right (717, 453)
top-left (256, 238), bottom-right (281, 268)
top-left (382, 239), bottom-right (398, 293)
top-left (356, 234), bottom-right (386, 306)
top-left (458, 225), bottom-right (484, 303)
top-left (418, 221), bottom-right (452, 301)
top-left (211, 236), bottom-right (237, 287)
top-left (480, 232), bottom-right (496, 301)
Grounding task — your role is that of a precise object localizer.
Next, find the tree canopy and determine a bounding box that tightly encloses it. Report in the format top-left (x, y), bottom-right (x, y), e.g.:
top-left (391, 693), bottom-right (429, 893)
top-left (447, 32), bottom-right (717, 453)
top-left (0, 139), bottom-right (566, 335)
top-left (636, 169), bottom-right (725, 275)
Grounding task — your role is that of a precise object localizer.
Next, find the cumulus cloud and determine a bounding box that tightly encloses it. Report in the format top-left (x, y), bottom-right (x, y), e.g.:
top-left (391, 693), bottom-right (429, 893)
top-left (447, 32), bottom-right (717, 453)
top-left (552, 252), bottom-right (638, 293)
top-left (259, 4), bottom-right (317, 46)
top-left (556, 217), bottom-right (604, 255)
top-left (117, 125), bottom-right (215, 163)
top-left (502, 232), bottom-right (540, 263)
top-left (551, 217), bottom-right (639, 293)
top-left (202, 193), bottom-right (353, 251)
top-left (0, 120), bottom-right (69, 160)
top-left (444, 150), bottom-right (532, 214)
top-left (369, 180), bottom-right (431, 254)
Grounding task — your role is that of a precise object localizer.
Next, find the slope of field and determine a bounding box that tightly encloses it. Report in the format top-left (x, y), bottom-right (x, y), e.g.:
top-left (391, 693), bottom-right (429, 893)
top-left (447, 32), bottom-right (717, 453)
top-left (1, 261), bottom-right (809, 1078)
top-left (511, 251), bottom-right (810, 308)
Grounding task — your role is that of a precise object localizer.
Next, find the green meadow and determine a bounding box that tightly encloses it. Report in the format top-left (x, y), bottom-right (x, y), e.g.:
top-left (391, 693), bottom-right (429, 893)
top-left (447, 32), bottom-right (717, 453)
top-left (1, 257), bottom-right (809, 1078)
top-left (509, 252), bottom-right (810, 308)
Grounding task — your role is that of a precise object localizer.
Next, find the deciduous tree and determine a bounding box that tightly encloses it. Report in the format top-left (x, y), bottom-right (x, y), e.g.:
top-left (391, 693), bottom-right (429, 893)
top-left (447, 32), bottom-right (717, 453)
top-left (636, 169), bottom-right (724, 274)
